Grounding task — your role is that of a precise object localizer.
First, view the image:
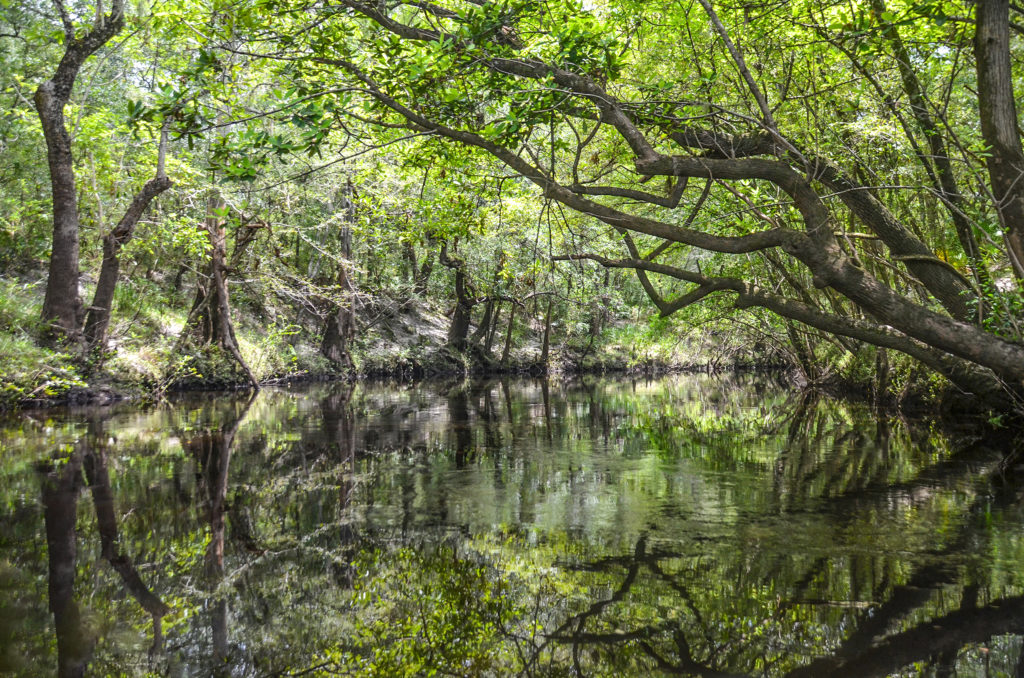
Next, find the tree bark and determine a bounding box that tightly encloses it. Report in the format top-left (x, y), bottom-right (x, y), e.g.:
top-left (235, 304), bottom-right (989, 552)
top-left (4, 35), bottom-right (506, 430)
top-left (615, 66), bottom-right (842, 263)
top-left (321, 179), bottom-right (356, 368)
top-left (561, 252), bottom-right (1014, 408)
top-left (35, 0), bottom-right (127, 342)
top-left (540, 297), bottom-right (553, 364)
top-left (471, 251), bottom-right (504, 345)
top-left (975, 0), bottom-right (1024, 280)
top-left (83, 169), bottom-right (172, 351)
top-left (414, 248), bottom-right (434, 295)
top-left (471, 300), bottom-right (494, 345)
top-left (439, 241), bottom-right (477, 351)
top-left (502, 305), bottom-right (516, 364)
top-left (189, 196), bottom-right (259, 389)
top-left (320, 260), bottom-right (355, 369)
top-left (485, 300), bottom-right (502, 353)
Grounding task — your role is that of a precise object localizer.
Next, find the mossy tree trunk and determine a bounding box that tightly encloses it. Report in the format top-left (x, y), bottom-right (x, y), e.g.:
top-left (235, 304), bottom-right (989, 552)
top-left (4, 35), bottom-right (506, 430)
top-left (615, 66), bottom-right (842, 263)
top-left (439, 241), bottom-right (478, 352)
top-left (187, 195), bottom-right (259, 389)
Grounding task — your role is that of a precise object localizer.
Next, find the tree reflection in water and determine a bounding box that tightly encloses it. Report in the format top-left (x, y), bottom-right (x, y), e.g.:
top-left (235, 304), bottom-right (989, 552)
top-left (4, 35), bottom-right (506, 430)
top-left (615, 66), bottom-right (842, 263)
top-left (39, 416), bottom-right (171, 677)
top-left (2, 375), bottom-right (1023, 675)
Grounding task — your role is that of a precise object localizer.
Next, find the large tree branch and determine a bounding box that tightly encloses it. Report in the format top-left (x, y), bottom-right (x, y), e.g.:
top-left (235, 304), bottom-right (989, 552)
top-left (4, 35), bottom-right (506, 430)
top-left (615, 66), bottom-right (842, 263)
top-left (655, 121), bottom-right (976, 319)
top-left (329, 59), bottom-right (790, 254)
top-left (83, 125), bottom-right (174, 349)
top-left (553, 253), bottom-right (1011, 406)
top-left (342, 0), bottom-right (976, 323)
top-left (809, 159), bottom-right (974, 319)
top-left (634, 153), bottom-right (1024, 383)
top-left (569, 178), bottom-right (687, 208)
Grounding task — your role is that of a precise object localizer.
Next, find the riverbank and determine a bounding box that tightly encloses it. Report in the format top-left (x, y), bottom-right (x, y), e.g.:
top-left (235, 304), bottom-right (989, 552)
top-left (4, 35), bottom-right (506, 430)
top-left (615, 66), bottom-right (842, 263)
top-left (1, 273), bottom-right (782, 410)
top-left (1, 277), bottom-right (1005, 420)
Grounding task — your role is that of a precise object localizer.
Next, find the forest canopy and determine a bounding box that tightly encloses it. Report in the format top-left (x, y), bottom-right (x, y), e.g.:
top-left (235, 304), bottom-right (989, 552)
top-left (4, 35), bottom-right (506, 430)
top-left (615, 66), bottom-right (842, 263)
top-left (3, 0), bottom-right (1024, 411)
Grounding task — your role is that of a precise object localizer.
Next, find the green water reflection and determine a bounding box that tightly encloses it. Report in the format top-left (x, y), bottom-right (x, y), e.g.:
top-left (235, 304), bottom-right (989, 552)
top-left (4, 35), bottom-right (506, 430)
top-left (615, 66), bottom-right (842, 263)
top-left (0, 375), bottom-right (1022, 676)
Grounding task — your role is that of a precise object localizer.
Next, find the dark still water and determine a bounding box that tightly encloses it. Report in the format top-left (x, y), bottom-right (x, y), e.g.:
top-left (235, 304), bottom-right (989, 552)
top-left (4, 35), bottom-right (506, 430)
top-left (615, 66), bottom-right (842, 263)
top-left (2, 375), bottom-right (1023, 677)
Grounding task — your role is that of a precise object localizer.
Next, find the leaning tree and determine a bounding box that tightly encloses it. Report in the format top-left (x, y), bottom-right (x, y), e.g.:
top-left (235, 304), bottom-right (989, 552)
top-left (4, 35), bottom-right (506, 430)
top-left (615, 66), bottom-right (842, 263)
top-left (248, 0), bottom-right (1024, 408)
top-left (33, 0), bottom-right (172, 348)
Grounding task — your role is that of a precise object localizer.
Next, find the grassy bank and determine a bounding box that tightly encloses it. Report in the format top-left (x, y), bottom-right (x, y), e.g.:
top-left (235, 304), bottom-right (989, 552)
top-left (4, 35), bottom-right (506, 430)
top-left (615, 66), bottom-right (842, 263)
top-left (2, 272), bottom-right (796, 410)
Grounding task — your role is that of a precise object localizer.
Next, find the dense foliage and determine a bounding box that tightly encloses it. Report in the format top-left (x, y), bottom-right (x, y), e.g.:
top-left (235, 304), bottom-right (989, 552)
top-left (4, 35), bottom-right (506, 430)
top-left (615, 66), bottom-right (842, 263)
top-left (3, 0), bottom-right (1024, 410)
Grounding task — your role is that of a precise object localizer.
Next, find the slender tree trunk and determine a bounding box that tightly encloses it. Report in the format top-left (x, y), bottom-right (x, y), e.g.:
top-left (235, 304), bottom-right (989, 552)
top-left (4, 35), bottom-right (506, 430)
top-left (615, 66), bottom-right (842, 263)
top-left (870, 0), bottom-right (990, 297)
top-left (471, 300), bottom-right (494, 345)
top-left (471, 251), bottom-right (505, 345)
top-left (448, 281), bottom-right (473, 350)
top-left (321, 180), bottom-right (357, 368)
top-left (84, 128), bottom-right (173, 351)
top-left (485, 301), bottom-right (502, 353)
top-left (414, 248), bottom-right (434, 295)
top-left (403, 241), bottom-right (417, 282)
top-left (439, 241), bottom-right (476, 351)
top-left (540, 298), bottom-right (553, 364)
top-left (975, 0), bottom-right (1024, 281)
top-left (784, 321), bottom-right (816, 382)
top-left (502, 306), bottom-right (516, 364)
top-left (173, 264), bottom-right (187, 291)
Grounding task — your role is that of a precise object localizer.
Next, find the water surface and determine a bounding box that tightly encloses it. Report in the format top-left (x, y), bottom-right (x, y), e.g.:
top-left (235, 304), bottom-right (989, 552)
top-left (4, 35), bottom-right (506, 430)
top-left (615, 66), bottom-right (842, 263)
top-left (1, 374), bottom-right (1021, 676)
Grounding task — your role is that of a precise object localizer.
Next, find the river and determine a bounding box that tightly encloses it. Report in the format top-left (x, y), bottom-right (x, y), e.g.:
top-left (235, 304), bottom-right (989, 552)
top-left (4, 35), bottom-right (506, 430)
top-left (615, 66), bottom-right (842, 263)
top-left (0, 374), bottom-right (1021, 676)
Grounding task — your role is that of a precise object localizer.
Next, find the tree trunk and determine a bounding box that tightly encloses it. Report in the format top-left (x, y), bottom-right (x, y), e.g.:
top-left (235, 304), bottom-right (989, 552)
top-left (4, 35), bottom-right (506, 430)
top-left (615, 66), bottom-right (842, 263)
top-left (471, 251), bottom-right (505, 345)
top-left (485, 301), bottom-right (502, 353)
top-left (540, 298), bottom-right (553, 364)
top-left (321, 179), bottom-right (356, 369)
top-left (448, 281), bottom-right (473, 350)
top-left (320, 263), bottom-right (355, 369)
top-left (975, 0), bottom-right (1024, 281)
top-left (415, 248), bottom-right (434, 295)
top-left (83, 139), bottom-right (172, 351)
top-left (189, 196), bottom-right (259, 389)
top-left (36, 83), bottom-right (84, 342)
top-left (34, 2), bottom-right (127, 343)
top-left (439, 241), bottom-right (476, 351)
top-left (403, 240), bottom-right (417, 282)
top-left (502, 305), bottom-right (516, 364)
top-left (471, 300), bottom-right (494, 345)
